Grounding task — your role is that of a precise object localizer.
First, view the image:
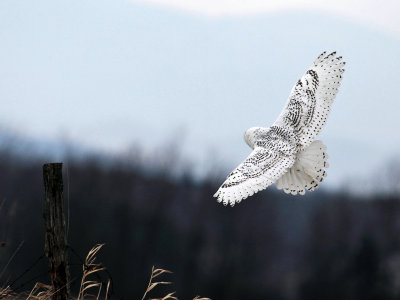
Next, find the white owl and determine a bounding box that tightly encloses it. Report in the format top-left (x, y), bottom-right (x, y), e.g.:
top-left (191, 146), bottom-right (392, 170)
top-left (214, 51), bottom-right (345, 206)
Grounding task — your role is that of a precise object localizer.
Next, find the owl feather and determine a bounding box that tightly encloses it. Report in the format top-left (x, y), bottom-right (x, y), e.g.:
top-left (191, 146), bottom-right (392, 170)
top-left (214, 51), bottom-right (345, 206)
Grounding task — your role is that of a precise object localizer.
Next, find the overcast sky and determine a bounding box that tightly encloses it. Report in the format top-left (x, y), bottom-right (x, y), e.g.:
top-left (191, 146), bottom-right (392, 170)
top-left (130, 0), bottom-right (400, 36)
top-left (0, 0), bottom-right (399, 191)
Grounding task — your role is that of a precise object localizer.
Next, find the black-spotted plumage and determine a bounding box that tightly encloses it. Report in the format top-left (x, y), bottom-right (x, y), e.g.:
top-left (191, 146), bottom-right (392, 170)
top-left (214, 51), bottom-right (345, 206)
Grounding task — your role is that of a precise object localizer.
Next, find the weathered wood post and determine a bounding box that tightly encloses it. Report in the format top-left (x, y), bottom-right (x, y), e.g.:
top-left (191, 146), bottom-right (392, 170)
top-left (43, 163), bottom-right (70, 300)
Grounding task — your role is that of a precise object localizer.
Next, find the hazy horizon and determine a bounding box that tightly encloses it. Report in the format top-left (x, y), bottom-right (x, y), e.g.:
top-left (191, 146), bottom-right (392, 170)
top-left (0, 0), bottom-right (399, 193)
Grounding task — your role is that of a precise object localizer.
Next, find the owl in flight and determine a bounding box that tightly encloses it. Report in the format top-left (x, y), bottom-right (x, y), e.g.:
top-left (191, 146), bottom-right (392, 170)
top-left (214, 51), bottom-right (345, 206)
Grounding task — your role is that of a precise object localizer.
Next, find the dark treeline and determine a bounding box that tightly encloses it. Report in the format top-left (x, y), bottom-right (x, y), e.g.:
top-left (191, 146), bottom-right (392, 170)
top-left (1, 147), bottom-right (400, 300)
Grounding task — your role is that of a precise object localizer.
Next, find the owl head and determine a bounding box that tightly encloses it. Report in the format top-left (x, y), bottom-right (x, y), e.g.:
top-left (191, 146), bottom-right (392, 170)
top-left (244, 127), bottom-right (263, 149)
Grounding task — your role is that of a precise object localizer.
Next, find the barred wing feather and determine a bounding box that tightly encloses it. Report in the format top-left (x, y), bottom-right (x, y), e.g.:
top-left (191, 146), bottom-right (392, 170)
top-left (214, 147), bottom-right (295, 206)
top-left (274, 51), bottom-right (345, 148)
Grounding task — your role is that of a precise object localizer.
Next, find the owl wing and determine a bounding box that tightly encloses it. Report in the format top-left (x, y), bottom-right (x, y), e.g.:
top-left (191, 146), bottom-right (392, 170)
top-left (273, 51), bottom-right (345, 148)
top-left (213, 147), bottom-right (295, 206)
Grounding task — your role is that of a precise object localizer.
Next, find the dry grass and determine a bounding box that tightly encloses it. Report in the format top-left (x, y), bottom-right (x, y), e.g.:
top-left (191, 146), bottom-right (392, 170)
top-left (0, 285), bottom-right (15, 299)
top-left (26, 283), bottom-right (53, 300)
top-left (77, 244), bottom-right (110, 300)
top-left (141, 266), bottom-right (210, 300)
top-left (1, 244), bottom-right (209, 300)
top-left (0, 244), bottom-right (110, 300)
top-left (141, 267), bottom-right (175, 300)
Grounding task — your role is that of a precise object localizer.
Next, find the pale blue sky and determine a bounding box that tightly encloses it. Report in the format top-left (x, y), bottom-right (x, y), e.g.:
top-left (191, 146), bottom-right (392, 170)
top-left (0, 0), bottom-right (399, 190)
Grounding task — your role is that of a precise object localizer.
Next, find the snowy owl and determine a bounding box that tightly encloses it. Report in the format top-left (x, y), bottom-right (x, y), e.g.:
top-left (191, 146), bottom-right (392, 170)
top-left (214, 51), bottom-right (345, 206)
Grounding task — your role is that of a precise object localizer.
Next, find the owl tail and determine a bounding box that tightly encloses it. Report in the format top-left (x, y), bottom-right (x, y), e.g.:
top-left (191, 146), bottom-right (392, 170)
top-left (276, 140), bottom-right (328, 195)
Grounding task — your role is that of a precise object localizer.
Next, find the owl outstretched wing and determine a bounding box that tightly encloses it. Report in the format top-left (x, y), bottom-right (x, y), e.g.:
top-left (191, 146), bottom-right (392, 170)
top-left (213, 147), bottom-right (295, 206)
top-left (214, 52), bottom-right (345, 206)
top-left (273, 51), bottom-right (345, 148)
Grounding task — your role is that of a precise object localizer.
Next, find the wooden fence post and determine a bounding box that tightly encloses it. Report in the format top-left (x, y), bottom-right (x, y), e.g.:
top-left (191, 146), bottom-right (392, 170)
top-left (43, 163), bottom-right (70, 300)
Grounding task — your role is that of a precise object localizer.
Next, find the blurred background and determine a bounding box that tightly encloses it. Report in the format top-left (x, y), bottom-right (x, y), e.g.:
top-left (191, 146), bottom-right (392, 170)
top-left (0, 0), bottom-right (400, 299)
